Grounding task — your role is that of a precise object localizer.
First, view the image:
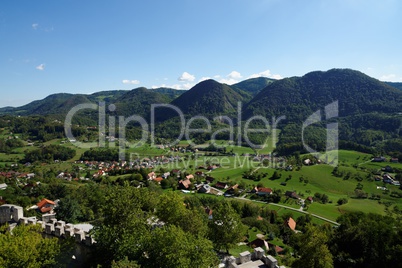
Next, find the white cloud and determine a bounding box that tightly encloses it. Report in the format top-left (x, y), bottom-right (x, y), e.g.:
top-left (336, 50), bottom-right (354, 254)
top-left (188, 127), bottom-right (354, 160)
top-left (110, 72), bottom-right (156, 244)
top-left (219, 78), bottom-right (239, 85)
top-left (199, 77), bottom-right (211, 82)
top-left (178, 72), bottom-right (195, 82)
top-left (380, 74), bottom-right (397, 81)
top-left (227, 71), bottom-right (242, 79)
top-left (248, 69), bottom-right (283, 80)
top-left (152, 83), bottom-right (193, 90)
top-left (219, 70), bottom-right (243, 85)
top-left (122, 79), bottom-right (140, 85)
top-left (270, 74), bottom-right (283, 79)
top-left (35, 63), bottom-right (45, 71)
top-left (32, 23), bottom-right (39, 30)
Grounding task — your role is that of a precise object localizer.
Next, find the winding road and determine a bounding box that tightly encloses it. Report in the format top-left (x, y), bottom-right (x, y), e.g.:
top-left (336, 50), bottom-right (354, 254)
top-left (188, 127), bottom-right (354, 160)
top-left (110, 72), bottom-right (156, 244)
top-left (234, 196), bottom-right (340, 226)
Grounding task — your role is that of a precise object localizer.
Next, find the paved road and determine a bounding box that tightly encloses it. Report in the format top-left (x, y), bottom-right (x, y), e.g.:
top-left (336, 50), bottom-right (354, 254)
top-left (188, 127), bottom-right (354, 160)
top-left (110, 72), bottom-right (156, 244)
top-left (267, 202), bottom-right (340, 226)
top-left (234, 197), bottom-right (340, 226)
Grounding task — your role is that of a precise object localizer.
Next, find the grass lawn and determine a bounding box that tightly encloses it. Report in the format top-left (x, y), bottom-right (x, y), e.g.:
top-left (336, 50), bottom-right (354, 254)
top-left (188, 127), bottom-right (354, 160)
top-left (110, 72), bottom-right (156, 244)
top-left (0, 152), bottom-right (24, 162)
top-left (229, 245), bottom-right (252, 257)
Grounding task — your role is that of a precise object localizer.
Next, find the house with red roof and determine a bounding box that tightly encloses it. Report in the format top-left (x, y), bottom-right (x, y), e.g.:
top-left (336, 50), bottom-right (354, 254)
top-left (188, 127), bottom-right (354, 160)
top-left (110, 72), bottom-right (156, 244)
top-left (178, 178), bottom-right (192, 190)
top-left (153, 177), bottom-right (164, 184)
top-left (256, 187), bottom-right (273, 196)
top-left (286, 217), bottom-right (297, 232)
top-left (37, 198), bottom-right (56, 214)
top-left (215, 182), bottom-right (229, 189)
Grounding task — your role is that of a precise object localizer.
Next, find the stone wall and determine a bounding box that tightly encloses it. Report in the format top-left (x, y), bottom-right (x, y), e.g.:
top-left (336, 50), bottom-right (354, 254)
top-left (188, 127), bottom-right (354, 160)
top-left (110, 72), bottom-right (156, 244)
top-left (0, 204), bottom-right (23, 224)
top-left (225, 247), bottom-right (282, 268)
top-left (0, 204), bottom-right (95, 246)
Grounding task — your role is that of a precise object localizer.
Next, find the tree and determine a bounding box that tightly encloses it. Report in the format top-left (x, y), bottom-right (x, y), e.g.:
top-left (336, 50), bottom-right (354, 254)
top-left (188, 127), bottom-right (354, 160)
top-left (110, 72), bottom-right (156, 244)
top-left (143, 225), bottom-right (218, 268)
top-left (54, 196), bottom-right (83, 223)
top-left (208, 200), bottom-right (244, 253)
top-left (270, 171), bottom-right (281, 180)
top-left (0, 224), bottom-right (60, 268)
top-left (337, 198), bottom-right (348, 205)
top-left (332, 212), bottom-right (402, 267)
top-left (94, 187), bottom-right (156, 264)
top-left (293, 224), bottom-right (334, 268)
top-left (111, 257), bottom-right (141, 268)
top-left (156, 192), bottom-right (208, 238)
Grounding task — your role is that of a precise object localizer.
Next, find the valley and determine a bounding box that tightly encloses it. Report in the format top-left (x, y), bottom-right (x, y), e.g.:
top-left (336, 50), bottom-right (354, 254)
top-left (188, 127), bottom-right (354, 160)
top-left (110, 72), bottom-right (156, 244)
top-left (1, 69), bottom-right (402, 267)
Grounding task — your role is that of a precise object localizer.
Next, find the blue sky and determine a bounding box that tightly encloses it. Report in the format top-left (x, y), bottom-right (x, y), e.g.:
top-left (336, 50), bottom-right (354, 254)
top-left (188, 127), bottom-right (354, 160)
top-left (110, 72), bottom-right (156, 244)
top-left (1, 0), bottom-right (401, 107)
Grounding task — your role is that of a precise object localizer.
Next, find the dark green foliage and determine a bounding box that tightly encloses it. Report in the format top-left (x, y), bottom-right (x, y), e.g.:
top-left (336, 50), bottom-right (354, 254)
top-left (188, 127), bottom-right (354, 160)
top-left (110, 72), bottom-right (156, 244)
top-left (24, 144), bottom-right (75, 162)
top-left (168, 79), bottom-right (245, 118)
top-left (337, 198), bottom-right (348, 205)
top-left (54, 196), bottom-right (83, 223)
top-left (385, 81), bottom-right (402, 91)
top-left (292, 224), bottom-right (334, 268)
top-left (80, 148), bottom-right (119, 161)
top-left (332, 212), bottom-right (402, 268)
top-left (314, 192), bottom-right (329, 204)
top-left (111, 257), bottom-right (141, 268)
top-left (243, 69), bottom-right (402, 155)
top-left (245, 69), bottom-right (402, 119)
top-left (113, 87), bottom-right (171, 120)
top-left (0, 224), bottom-right (61, 267)
top-left (0, 138), bottom-right (24, 153)
top-left (207, 200), bottom-right (245, 253)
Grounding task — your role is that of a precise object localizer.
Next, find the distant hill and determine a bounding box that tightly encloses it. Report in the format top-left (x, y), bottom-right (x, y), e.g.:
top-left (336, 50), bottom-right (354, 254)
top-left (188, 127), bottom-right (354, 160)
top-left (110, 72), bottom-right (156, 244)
top-left (243, 69), bottom-right (402, 154)
top-left (168, 79), bottom-right (245, 117)
top-left (385, 82), bottom-right (402, 91)
top-left (3, 72), bottom-right (400, 119)
top-left (233, 77), bottom-right (275, 96)
top-left (150, 87), bottom-right (186, 100)
top-left (0, 93), bottom-right (92, 116)
top-left (244, 69), bottom-right (402, 121)
top-left (113, 87), bottom-right (171, 118)
top-left (88, 90), bottom-right (127, 103)
top-left (0, 87), bottom-right (182, 117)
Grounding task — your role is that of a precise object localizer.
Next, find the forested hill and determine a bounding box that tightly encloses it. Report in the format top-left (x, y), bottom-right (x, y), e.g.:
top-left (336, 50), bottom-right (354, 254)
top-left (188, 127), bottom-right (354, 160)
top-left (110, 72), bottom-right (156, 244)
top-left (169, 79), bottom-right (247, 116)
top-left (233, 77), bottom-right (275, 96)
top-left (1, 93), bottom-right (93, 116)
top-left (242, 69), bottom-right (402, 155)
top-left (0, 87), bottom-right (182, 117)
top-left (112, 87), bottom-right (172, 119)
top-left (385, 81), bottom-right (402, 91)
top-left (244, 68), bottom-right (402, 122)
top-left (2, 69), bottom-right (401, 120)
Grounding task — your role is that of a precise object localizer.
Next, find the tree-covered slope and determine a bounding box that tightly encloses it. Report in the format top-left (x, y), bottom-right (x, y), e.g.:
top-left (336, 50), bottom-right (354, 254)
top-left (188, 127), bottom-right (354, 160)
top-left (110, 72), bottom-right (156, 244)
top-left (385, 81), bottom-right (402, 91)
top-left (244, 69), bottom-right (402, 121)
top-left (243, 69), bottom-right (402, 155)
top-left (113, 87), bottom-right (171, 118)
top-left (233, 77), bottom-right (275, 96)
top-left (150, 87), bottom-right (186, 100)
top-left (169, 79), bottom-right (245, 117)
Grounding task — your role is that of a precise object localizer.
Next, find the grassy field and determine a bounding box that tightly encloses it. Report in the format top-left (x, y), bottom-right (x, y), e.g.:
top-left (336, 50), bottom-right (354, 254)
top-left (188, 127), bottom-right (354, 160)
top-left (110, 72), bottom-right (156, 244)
top-left (191, 149), bottom-right (402, 221)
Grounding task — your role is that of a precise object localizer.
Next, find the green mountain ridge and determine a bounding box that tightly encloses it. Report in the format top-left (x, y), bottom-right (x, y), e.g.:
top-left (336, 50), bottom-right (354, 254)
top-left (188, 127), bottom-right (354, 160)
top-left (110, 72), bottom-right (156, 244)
top-left (244, 68), bottom-right (402, 121)
top-left (2, 69), bottom-right (402, 127)
top-left (233, 77), bottom-right (275, 96)
top-left (169, 79), bottom-right (246, 117)
top-left (385, 81), bottom-right (402, 91)
top-left (112, 87), bottom-right (172, 118)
